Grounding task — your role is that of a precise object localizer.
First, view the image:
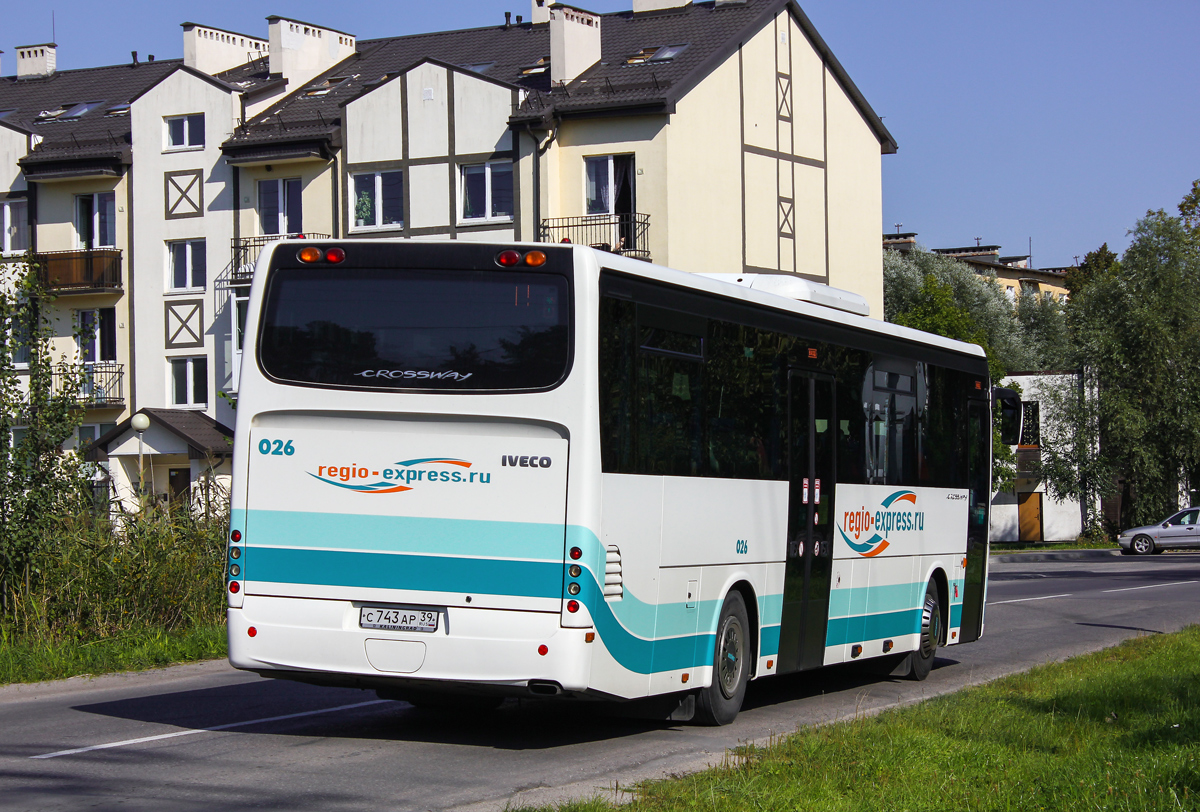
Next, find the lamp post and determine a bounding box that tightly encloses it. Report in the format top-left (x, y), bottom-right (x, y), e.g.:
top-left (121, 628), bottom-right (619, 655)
top-left (131, 412), bottom-right (150, 501)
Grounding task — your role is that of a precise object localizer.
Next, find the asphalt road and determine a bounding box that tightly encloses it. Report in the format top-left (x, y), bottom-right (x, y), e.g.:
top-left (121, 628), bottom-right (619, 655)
top-left (2, 551), bottom-right (1199, 812)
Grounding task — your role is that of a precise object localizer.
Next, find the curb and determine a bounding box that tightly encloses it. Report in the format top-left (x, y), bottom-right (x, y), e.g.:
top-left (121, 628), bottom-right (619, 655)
top-left (992, 548), bottom-right (1121, 563)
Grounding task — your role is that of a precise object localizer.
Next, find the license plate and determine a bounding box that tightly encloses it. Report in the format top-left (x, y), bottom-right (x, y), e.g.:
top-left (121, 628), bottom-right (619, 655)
top-left (359, 606), bottom-right (440, 633)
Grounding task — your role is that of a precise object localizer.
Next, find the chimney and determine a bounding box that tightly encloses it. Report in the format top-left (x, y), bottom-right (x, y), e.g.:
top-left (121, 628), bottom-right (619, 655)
top-left (267, 17), bottom-right (357, 89)
top-left (505, 11), bottom-right (512, 28)
top-left (531, 0), bottom-right (550, 24)
top-left (633, 0), bottom-right (691, 11)
top-left (183, 23), bottom-right (270, 75)
top-left (549, 5), bottom-right (601, 86)
top-left (16, 44), bottom-right (56, 79)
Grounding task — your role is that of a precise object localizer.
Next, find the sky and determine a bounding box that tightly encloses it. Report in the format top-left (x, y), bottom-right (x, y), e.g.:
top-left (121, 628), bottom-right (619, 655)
top-left (6, 0), bottom-right (1198, 269)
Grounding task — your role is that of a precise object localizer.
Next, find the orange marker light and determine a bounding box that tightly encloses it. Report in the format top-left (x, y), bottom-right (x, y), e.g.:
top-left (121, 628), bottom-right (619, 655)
top-left (524, 250), bottom-right (547, 267)
top-left (585, 632), bottom-right (595, 643)
top-left (298, 246), bottom-right (322, 263)
top-left (767, 659), bottom-right (774, 669)
top-left (681, 673), bottom-right (689, 683)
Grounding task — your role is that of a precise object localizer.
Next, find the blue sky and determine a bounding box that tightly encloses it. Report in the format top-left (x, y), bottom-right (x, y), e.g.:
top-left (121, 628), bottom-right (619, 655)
top-left (6, 1), bottom-right (1198, 268)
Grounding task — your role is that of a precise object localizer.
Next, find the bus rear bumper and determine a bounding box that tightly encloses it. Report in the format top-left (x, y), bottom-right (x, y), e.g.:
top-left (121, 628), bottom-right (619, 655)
top-left (228, 595), bottom-right (592, 694)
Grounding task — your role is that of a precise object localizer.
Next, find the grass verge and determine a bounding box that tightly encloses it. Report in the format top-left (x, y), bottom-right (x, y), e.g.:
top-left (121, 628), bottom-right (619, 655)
top-left (0, 623), bottom-right (227, 686)
top-left (524, 627), bottom-right (1200, 812)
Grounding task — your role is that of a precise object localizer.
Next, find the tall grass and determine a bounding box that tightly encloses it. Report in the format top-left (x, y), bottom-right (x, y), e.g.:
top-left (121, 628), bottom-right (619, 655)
top-left (0, 506), bottom-right (228, 682)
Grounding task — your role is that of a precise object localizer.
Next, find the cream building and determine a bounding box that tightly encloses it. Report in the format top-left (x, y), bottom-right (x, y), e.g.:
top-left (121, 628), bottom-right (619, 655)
top-left (1, 0), bottom-right (894, 509)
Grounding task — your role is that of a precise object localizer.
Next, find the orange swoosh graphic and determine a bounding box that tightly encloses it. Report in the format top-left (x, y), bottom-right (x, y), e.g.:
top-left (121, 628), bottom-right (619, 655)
top-left (364, 485), bottom-right (413, 494)
top-left (861, 540), bottom-right (890, 557)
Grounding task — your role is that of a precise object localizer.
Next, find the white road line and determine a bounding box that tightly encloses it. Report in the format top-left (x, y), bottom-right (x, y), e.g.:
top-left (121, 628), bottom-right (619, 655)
top-left (1102, 580), bottom-right (1199, 594)
top-left (31, 699), bottom-right (390, 760)
top-left (988, 593), bottom-right (1072, 605)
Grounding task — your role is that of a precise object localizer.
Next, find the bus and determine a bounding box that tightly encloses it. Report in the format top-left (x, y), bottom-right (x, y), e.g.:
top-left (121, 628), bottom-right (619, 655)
top-left (226, 240), bottom-right (996, 725)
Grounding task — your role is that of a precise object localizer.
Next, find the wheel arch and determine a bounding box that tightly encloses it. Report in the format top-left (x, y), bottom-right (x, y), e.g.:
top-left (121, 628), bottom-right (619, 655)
top-left (926, 565), bottom-right (950, 646)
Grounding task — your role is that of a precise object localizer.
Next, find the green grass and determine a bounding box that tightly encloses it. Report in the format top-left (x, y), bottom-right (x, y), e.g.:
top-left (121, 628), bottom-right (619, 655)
top-left (991, 537), bottom-right (1120, 554)
top-left (522, 627), bottom-right (1200, 812)
top-left (0, 623), bottom-right (227, 686)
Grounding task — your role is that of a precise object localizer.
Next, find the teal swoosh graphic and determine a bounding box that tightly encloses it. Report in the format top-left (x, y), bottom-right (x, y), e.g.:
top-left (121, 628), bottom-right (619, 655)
top-left (881, 490), bottom-right (917, 508)
top-left (837, 524), bottom-right (886, 554)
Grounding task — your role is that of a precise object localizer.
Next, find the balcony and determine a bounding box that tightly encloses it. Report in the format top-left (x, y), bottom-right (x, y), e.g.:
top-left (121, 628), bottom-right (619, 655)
top-left (221, 233), bottom-right (332, 288)
top-left (37, 249), bottom-right (123, 293)
top-left (53, 362), bottom-right (125, 408)
top-left (539, 214), bottom-right (651, 262)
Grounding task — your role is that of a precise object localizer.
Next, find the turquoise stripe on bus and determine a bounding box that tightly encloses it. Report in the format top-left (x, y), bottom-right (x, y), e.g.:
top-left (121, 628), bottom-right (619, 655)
top-left (950, 602), bottom-right (962, 628)
top-left (760, 624), bottom-right (781, 657)
top-left (827, 582), bottom-right (923, 619)
top-left (244, 509), bottom-right (566, 561)
top-left (826, 608), bottom-right (921, 646)
top-left (249, 547), bottom-right (564, 598)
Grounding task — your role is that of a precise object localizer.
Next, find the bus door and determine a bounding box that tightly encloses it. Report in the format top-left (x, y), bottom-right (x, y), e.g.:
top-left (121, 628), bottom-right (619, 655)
top-left (777, 371), bottom-right (836, 673)
top-left (958, 396), bottom-right (991, 642)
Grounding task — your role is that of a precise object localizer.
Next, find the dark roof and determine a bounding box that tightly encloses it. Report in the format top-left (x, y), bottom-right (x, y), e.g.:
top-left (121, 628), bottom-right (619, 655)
top-left (85, 408), bottom-right (234, 462)
top-left (225, 0), bottom-right (896, 154)
top-left (0, 59), bottom-right (183, 164)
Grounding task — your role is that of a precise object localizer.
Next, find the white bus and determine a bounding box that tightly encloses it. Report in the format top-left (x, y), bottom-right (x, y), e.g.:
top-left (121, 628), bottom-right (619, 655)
top-left (226, 240), bottom-right (995, 724)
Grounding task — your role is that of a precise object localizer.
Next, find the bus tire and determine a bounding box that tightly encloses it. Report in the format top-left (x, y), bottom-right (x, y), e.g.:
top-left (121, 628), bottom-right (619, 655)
top-left (694, 590), bottom-right (750, 726)
top-left (908, 579), bottom-right (942, 681)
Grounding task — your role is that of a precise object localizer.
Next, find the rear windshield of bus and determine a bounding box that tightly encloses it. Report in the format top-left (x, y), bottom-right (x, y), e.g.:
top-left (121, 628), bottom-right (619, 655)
top-left (257, 267), bottom-right (571, 391)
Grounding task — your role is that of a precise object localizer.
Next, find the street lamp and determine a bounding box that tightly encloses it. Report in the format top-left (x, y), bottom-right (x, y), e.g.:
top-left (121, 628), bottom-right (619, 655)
top-left (131, 412), bottom-right (150, 499)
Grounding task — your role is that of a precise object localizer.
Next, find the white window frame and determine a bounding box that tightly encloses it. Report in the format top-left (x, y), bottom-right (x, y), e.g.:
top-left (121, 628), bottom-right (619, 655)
top-left (350, 170), bottom-right (404, 232)
top-left (76, 192), bottom-right (117, 249)
top-left (164, 113), bottom-right (205, 151)
top-left (169, 355), bottom-right (209, 409)
top-left (458, 160), bottom-right (513, 224)
top-left (257, 178), bottom-right (302, 236)
top-left (1, 199), bottom-right (29, 255)
top-left (167, 239), bottom-right (207, 292)
top-left (229, 288), bottom-right (250, 392)
top-left (77, 308), bottom-right (116, 364)
top-left (585, 155), bottom-right (616, 215)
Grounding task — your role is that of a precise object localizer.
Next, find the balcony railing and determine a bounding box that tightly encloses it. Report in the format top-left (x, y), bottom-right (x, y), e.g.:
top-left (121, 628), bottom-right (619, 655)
top-left (53, 362), bottom-right (125, 408)
top-left (223, 233), bottom-right (332, 287)
top-left (539, 214), bottom-right (651, 262)
top-left (37, 249), bottom-right (123, 293)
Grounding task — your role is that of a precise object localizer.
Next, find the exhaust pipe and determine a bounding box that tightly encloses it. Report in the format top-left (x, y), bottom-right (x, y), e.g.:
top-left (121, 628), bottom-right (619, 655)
top-left (527, 679), bottom-right (562, 696)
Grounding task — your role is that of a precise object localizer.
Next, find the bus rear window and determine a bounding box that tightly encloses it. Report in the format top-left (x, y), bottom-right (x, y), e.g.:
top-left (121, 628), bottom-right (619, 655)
top-left (258, 267), bottom-right (570, 391)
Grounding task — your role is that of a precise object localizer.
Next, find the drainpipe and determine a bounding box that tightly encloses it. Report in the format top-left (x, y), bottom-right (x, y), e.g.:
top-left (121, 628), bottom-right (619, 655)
top-left (524, 118), bottom-right (558, 242)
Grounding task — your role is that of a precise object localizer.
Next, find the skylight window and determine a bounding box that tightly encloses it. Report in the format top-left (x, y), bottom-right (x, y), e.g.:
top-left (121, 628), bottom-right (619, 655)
top-left (60, 101), bottom-right (106, 120)
top-left (305, 76), bottom-right (348, 96)
top-left (520, 57), bottom-right (550, 75)
top-left (105, 104), bottom-right (130, 117)
top-left (461, 62), bottom-right (495, 75)
top-left (36, 106), bottom-right (69, 121)
top-left (625, 43), bottom-right (689, 65)
top-left (0, 110), bottom-right (13, 121)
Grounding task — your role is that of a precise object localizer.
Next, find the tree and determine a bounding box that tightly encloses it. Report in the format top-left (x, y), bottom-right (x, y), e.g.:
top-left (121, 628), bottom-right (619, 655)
top-left (1040, 211), bottom-right (1200, 527)
top-left (1014, 289), bottom-right (1072, 371)
top-left (1064, 243), bottom-right (1119, 298)
top-left (0, 257), bottom-right (91, 607)
top-left (1179, 178), bottom-right (1200, 236)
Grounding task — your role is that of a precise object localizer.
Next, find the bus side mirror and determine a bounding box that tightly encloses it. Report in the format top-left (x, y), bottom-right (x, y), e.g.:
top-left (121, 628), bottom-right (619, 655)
top-left (994, 388), bottom-right (1022, 446)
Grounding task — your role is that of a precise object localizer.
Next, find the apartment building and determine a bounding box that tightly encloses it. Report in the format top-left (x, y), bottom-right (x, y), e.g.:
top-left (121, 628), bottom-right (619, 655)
top-left (2, 0), bottom-right (894, 509)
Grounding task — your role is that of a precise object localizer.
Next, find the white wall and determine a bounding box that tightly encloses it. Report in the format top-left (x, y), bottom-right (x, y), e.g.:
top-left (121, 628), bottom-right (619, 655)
top-left (130, 69), bottom-right (241, 426)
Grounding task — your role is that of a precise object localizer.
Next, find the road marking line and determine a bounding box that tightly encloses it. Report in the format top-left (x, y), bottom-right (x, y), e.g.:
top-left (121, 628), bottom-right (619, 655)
top-left (988, 593), bottom-right (1072, 605)
top-left (31, 699), bottom-right (389, 760)
top-left (1102, 580), bottom-right (1198, 594)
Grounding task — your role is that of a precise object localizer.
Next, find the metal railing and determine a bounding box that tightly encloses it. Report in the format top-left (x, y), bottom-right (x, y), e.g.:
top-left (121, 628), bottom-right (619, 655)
top-left (224, 233), bottom-right (332, 287)
top-left (53, 362), bottom-right (125, 408)
top-left (539, 214), bottom-right (651, 262)
top-left (37, 249), bottom-right (122, 292)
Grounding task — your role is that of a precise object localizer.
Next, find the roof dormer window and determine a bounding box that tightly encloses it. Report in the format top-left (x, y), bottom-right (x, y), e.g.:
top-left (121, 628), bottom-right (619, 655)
top-left (60, 101), bottom-right (106, 120)
top-left (304, 76), bottom-right (350, 96)
top-left (520, 56), bottom-right (550, 75)
top-left (625, 43), bottom-right (689, 65)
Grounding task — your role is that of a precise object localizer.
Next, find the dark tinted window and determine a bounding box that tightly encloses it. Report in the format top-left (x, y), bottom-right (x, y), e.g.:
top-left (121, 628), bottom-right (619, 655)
top-left (259, 267), bottom-right (570, 391)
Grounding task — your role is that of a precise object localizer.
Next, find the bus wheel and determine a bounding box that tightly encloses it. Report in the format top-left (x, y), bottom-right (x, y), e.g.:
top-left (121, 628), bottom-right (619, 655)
top-left (695, 590), bottom-right (750, 726)
top-left (908, 579), bottom-right (942, 681)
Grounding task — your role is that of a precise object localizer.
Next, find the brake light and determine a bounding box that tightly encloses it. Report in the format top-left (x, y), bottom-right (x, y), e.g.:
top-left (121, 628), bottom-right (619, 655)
top-left (247, 626), bottom-right (257, 637)
top-left (567, 600), bottom-right (579, 613)
top-left (229, 581), bottom-right (240, 594)
top-left (538, 645), bottom-right (549, 656)
top-left (230, 530), bottom-right (242, 543)
top-left (325, 247), bottom-right (346, 263)
top-left (496, 250), bottom-right (521, 267)
top-left (569, 547), bottom-right (582, 560)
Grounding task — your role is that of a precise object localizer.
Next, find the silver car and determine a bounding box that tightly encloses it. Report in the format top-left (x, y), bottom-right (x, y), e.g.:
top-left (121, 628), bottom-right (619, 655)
top-left (1118, 507), bottom-right (1200, 555)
